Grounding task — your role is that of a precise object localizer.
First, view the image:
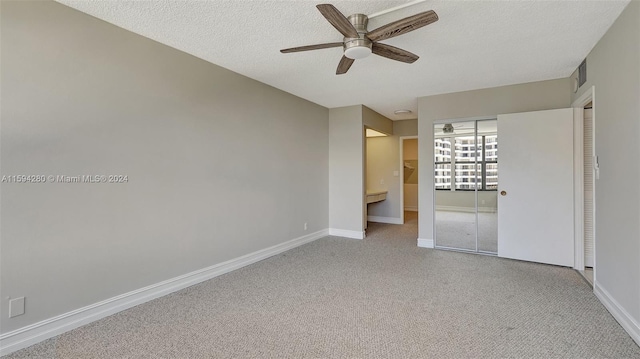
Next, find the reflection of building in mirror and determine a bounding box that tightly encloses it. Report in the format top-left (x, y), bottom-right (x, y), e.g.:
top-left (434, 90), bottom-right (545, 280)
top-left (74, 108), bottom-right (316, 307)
top-left (434, 135), bottom-right (497, 190)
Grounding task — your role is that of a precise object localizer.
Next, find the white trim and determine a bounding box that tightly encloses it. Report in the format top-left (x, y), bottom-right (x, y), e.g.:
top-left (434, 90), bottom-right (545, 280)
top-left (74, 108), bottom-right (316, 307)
top-left (367, 216), bottom-right (403, 224)
top-left (573, 107), bottom-right (585, 271)
top-left (436, 205), bottom-right (497, 213)
top-left (328, 228), bottom-right (365, 239)
top-left (0, 229), bottom-right (329, 356)
top-left (404, 206), bottom-right (418, 212)
top-left (368, 0), bottom-right (426, 19)
top-left (594, 281), bottom-right (640, 347)
top-left (572, 85), bottom-right (595, 109)
top-left (433, 117), bottom-right (497, 125)
top-left (437, 205), bottom-right (473, 212)
top-left (417, 238), bottom-right (434, 248)
top-left (571, 86), bottom-right (595, 273)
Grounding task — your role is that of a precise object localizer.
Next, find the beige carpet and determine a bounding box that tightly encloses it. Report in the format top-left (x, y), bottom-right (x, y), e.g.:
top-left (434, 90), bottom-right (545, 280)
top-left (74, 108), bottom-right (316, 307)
top-left (5, 212), bottom-right (640, 358)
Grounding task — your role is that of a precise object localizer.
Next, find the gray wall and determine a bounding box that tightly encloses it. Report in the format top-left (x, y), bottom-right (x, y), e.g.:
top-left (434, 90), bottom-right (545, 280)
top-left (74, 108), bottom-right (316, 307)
top-left (1, 1), bottom-right (329, 333)
top-left (394, 119), bottom-right (418, 137)
top-left (571, 1), bottom-right (640, 327)
top-left (417, 78), bottom-right (571, 241)
top-left (329, 106), bottom-right (363, 234)
top-left (363, 106), bottom-right (393, 135)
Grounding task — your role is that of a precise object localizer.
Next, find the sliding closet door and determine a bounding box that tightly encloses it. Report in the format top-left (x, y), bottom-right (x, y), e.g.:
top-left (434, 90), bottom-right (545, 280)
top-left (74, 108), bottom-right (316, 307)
top-left (434, 120), bottom-right (498, 253)
top-left (434, 121), bottom-right (478, 251)
top-left (476, 120), bottom-right (498, 253)
top-left (497, 108), bottom-right (574, 267)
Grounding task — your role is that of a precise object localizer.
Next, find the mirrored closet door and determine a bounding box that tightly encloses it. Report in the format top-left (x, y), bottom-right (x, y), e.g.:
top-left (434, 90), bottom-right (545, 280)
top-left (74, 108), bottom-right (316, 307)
top-left (434, 119), bottom-right (498, 254)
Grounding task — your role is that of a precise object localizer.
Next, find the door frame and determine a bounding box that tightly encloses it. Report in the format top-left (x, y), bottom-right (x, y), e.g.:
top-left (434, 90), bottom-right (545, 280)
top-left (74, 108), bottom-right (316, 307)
top-left (399, 136), bottom-right (418, 224)
top-left (572, 86), bottom-right (596, 273)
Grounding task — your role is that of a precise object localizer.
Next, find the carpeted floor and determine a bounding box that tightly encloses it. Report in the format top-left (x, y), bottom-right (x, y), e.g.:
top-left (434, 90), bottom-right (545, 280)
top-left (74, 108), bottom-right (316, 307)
top-left (5, 212), bottom-right (640, 358)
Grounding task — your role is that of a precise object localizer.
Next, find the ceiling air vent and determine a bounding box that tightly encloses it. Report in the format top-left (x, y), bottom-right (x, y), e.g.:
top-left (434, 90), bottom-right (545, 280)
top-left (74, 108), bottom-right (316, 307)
top-left (578, 59), bottom-right (587, 87)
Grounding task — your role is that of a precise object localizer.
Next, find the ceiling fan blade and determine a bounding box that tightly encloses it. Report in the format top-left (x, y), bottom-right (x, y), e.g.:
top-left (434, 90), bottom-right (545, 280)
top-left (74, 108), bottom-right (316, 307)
top-left (336, 56), bottom-right (354, 75)
top-left (317, 4), bottom-right (359, 38)
top-left (372, 43), bottom-right (419, 63)
top-left (367, 10), bottom-right (438, 42)
top-left (281, 42), bottom-right (343, 53)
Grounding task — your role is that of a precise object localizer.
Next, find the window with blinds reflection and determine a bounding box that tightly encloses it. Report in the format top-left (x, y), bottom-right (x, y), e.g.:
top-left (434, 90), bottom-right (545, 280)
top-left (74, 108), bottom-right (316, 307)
top-left (434, 135), bottom-right (497, 190)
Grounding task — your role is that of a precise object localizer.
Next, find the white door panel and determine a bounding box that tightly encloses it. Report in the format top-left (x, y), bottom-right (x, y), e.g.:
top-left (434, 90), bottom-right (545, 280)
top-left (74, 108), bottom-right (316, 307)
top-left (498, 108), bottom-right (574, 267)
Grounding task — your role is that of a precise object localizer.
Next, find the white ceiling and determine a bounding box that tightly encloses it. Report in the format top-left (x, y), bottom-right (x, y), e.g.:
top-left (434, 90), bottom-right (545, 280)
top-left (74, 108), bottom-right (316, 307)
top-left (56, 0), bottom-right (629, 120)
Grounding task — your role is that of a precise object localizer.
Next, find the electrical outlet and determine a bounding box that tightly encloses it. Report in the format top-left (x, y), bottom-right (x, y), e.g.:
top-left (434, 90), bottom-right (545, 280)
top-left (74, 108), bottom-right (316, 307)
top-left (304, 222), bottom-right (308, 231)
top-left (380, 179), bottom-right (384, 185)
top-left (9, 297), bottom-right (25, 318)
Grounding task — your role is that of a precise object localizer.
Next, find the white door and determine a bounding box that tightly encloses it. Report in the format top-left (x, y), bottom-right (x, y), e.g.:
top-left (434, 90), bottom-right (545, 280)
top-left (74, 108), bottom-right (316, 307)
top-left (498, 108), bottom-right (575, 267)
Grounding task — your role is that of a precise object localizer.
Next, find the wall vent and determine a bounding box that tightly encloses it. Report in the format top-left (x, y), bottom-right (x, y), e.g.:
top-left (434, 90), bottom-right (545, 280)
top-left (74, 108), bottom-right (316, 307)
top-left (578, 59), bottom-right (587, 87)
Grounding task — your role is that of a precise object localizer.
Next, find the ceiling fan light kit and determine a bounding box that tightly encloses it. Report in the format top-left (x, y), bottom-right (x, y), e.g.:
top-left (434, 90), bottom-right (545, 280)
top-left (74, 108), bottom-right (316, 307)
top-left (344, 39), bottom-right (372, 59)
top-left (280, 3), bottom-right (439, 75)
top-left (343, 14), bottom-right (372, 59)
top-left (344, 44), bottom-right (372, 59)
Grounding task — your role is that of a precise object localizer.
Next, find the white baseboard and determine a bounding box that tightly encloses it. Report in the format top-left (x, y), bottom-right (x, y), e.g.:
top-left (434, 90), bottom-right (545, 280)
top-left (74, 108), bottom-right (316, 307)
top-left (436, 205), bottom-right (475, 213)
top-left (417, 238), bottom-right (434, 248)
top-left (594, 281), bottom-right (640, 347)
top-left (328, 228), bottom-right (364, 239)
top-left (0, 229), bottom-right (329, 356)
top-left (367, 216), bottom-right (403, 224)
top-left (436, 205), bottom-right (497, 213)
top-left (404, 206), bottom-right (418, 212)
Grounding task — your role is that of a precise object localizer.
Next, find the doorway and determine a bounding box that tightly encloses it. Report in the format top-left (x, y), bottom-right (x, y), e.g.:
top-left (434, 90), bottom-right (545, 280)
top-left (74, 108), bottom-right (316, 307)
top-left (433, 119), bottom-right (498, 254)
top-left (583, 104), bottom-right (594, 283)
top-left (572, 87), bottom-right (596, 284)
top-left (400, 136), bottom-right (418, 225)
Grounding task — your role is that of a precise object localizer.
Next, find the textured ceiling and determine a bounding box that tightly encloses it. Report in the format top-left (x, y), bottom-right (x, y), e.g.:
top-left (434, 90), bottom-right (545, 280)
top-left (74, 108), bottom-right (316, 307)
top-left (56, 0), bottom-right (629, 120)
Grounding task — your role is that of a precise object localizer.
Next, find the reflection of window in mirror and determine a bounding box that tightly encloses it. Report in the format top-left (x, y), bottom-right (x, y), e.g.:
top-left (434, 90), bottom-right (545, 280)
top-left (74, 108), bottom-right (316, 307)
top-left (434, 120), bottom-right (498, 191)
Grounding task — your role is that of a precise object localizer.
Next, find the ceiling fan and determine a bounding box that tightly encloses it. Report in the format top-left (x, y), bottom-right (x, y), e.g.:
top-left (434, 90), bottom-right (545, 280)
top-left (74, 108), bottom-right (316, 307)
top-left (440, 123), bottom-right (469, 134)
top-left (280, 4), bottom-right (438, 75)
top-left (442, 123), bottom-right (458, 134)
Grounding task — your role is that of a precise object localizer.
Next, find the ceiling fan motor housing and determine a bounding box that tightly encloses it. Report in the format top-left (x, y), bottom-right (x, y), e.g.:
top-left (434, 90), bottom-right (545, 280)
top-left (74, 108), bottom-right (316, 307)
top-left (344, 14), bottom-right (372, 59)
